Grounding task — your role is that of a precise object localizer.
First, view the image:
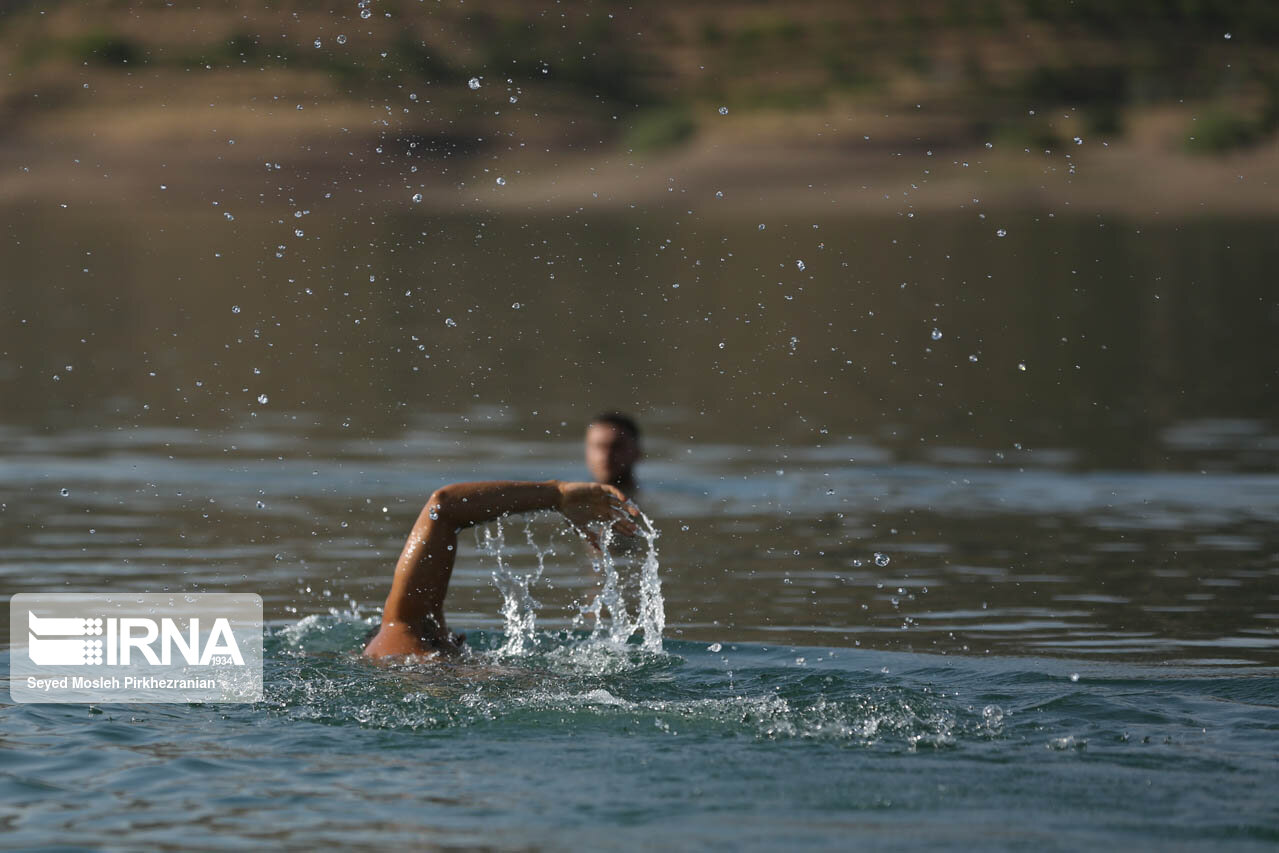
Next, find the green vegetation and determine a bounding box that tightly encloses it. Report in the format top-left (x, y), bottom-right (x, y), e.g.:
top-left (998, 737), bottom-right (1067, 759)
top-left (1185, 109), bottom-right (1267, 153)
top-left (1022, 65), bottom-right (1127, 136)
top-left (3, 0), bottom-right (1278, 157)
top-left (624, 107), bottom-right (696, 152)
top-left (1020, 0), bottom-right (1279, 38)
top-left (65, 30), bottom-right (142, 66)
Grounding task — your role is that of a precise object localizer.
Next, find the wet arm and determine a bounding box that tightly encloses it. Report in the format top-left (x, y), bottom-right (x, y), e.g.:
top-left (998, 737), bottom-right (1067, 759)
top-left (379, 480), bottom-right (564, 640)
top-left (365, 480), bottom-right (635, 658)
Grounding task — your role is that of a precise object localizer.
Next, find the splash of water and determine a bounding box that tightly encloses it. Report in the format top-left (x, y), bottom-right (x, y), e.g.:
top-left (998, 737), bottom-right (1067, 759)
top-left (478, 507), bottom-right (665, 655)
top-left (476, 517), bottom-right (557, 655)
top-left (269, 619), bottom-right (960, 746)
top-left (574, 507), bottom-right (664, 652)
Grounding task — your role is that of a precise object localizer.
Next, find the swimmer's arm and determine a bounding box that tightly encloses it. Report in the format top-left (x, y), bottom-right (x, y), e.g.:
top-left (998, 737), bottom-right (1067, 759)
top-left (367, 480), bottom-right (636, 657)
top-left (378, 481), bottom-right (562, 644)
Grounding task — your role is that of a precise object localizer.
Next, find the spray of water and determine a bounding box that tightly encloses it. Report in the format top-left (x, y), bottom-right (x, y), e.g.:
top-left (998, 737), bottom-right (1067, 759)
top-left (478, 506), bottom-right (664, 655)
top-left (476, 517), bottom-right (557, 655)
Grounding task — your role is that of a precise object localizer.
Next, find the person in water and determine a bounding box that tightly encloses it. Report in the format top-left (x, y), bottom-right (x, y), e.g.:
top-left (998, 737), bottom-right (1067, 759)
top-left (363, 480), bottom-right (638, 659)
top-left (584, 411), bottom-right (642, 498)
top-left (363, 412), bottom-right (645, 660)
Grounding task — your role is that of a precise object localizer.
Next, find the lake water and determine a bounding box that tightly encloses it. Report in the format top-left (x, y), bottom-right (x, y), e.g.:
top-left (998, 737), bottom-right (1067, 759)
top-left (1, 207), bottom-right (1277, 848)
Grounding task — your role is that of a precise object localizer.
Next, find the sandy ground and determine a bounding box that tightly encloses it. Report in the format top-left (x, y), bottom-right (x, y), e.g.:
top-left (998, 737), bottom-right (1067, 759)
top-left (3, 106), bottom-right (1277, 219)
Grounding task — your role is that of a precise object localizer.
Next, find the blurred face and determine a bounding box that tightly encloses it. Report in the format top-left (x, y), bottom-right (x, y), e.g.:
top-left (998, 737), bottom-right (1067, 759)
top-left (585, 422), bottom-right (640, 485)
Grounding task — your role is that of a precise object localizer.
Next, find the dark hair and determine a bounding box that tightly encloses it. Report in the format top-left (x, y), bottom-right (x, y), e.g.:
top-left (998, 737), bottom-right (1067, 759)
top-left (591, 411), bottom-right (640, 442)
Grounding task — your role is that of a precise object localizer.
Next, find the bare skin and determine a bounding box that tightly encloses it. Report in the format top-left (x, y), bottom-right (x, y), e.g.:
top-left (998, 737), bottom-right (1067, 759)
top-left (363, 479), bottom-right (638, 660)
top-left (585, 422), bottom-right (641, 497)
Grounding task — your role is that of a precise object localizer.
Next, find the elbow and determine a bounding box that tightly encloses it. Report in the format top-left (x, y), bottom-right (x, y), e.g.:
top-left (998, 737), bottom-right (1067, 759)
top-left (425, 486), bottom-right (455, 525)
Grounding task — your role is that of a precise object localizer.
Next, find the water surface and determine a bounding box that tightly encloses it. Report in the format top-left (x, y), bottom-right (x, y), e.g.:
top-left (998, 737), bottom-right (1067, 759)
top-left (2, 208), bottom-right (1277, 848)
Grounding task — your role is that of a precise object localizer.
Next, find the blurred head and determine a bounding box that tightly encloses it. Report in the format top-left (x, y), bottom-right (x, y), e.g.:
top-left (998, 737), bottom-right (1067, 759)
top-left (585, 412), bottom-right (641, 489)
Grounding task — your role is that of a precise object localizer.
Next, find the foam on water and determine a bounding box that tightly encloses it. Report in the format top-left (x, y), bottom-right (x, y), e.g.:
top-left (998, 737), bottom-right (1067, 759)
top-left (5, 618), bottom-right (1277, 849)
top-left (268, 611), bottom-right (964, 748)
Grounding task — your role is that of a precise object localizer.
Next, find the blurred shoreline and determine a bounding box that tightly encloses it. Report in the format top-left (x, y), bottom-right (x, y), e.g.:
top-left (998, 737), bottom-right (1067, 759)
top-left (4, 124), bottom-right (1278, 218)
top-left (4, 1), bottom-right (1278, 218)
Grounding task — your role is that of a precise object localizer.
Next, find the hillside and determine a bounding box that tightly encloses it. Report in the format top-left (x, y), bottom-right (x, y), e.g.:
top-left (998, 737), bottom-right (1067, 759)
top-left (2, 0), bottom-right (1277, 215)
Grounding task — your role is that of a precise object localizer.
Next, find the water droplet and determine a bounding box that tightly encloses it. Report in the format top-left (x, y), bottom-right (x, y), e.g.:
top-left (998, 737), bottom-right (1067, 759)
top-left (717, 106), bottom-right (728, 115)
top-left (996, 228), bottom-right (1008, 237)
top-left (468, 77), bottom-right (481, 90)
top-left (428, 505), bottom-right (440, 520)
top-left (714, 190), bottom-right (723, 199)
top-left (495, 176), bottom-right (506, 186)
top-left (224, 212), bottom-right (234, 221)
top-left (59, 488), bottom-right (69, 497)
top-left (509, 95), bottom-right (518, 104)
top-left (360, 8), bottom-right (371, 18)
top-left (874, 552), bottom-right (890, 567)
top-left (411, 192), bottom-right (422, 203)
top-left (257, 393), bottom-right (269, 404)
top-left (707, 642), bottom-right (722, 653)
top-left (231, 305), bottom-right (241, 314)
top-left (313, 38), bottom-right (322, 48)
top-left (1070, 672), bottom-right (1080, 682)
top-left (984, 141), bottom-right (993, 149)
top-left (931, 328), bottom-right (943, 341)
top-left (717, 341), bottom-right (725, 349)
top-left (256, 500), bottom-right (266, 509)
top-left (757, 223), bottom-right (766, 230)
top-left (1017, 362), bottom-right (1027, 372)
top-left (796, 259), bottom-right (806, 271)
top-left (337, 34), bottom-right (347, 45)
top-left (1073, 136), bottom-right (1083, 145)
top-left (511, 302), bottom-right (521, 309)
top-left (445, 318), bottom-right (457, 327)
top-left (1224, 32), bottom-right (1232, 39)
top-left (968, 354), bottom-right (979, 362)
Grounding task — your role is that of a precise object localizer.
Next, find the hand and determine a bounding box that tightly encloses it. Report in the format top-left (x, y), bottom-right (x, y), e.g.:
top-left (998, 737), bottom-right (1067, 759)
top-left (555, 481), bottom-right (640, 549)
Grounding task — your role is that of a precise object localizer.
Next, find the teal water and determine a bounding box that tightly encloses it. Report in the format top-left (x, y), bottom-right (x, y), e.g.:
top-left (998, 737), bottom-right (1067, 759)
top-left (3, 413), bottom-right (1278, 849)
top-left (3, 209), bottom-right (1278, 847)
top-left (3, 620), bottom-right (1277, 849)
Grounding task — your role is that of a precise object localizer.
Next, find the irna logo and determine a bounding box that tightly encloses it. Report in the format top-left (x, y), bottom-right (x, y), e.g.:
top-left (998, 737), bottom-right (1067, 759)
top-left (27, 611), bottom-right (245, 667)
